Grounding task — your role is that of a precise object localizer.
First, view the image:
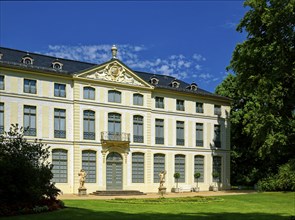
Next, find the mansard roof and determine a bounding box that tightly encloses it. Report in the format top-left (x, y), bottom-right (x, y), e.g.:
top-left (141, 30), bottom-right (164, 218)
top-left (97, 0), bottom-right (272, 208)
top-left (0, 46), bottom-right (230, 101)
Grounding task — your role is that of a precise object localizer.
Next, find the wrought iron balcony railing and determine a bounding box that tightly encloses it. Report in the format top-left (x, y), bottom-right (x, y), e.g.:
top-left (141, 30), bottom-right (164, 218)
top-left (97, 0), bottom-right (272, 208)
top-left (101, 132), bottom-right (130, 142)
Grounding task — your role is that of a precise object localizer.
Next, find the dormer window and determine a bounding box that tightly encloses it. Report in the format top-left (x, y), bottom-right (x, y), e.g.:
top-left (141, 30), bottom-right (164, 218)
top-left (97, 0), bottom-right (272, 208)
top-left (150, 76), bottom-right (159, 85)
top-left (188, 82), bottom-right (198, 91)
top-left (22, 55), bottom-right (34, 65)
top-left (52, 61), bottom-right (63, 70)
top-left (171, 79), bottom-right (180, 88)
top-left (0, 53), bottom-right (3, 60)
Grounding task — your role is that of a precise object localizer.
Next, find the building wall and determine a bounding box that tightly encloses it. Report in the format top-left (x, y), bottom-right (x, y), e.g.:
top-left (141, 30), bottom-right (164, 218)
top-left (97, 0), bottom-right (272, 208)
top-left (0, 66), bottom-right (231, 194)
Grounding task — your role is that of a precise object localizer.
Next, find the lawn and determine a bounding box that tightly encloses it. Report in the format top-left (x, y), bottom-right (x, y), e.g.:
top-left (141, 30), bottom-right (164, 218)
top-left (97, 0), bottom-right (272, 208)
top-left (3, 192), bottom-right (295, 220)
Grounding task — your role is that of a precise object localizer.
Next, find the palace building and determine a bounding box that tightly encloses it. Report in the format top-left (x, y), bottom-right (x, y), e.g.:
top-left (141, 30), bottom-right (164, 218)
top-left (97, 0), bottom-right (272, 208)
top-left (0, 46), bottom-right (231, 194)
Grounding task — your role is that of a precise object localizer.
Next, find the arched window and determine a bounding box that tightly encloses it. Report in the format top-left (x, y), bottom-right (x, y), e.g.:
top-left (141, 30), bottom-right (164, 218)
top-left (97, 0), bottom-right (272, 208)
top-left (22, 55), bottom-right (33, 65)
top-left (133, 115), bottom-right (143, 143)
top-left (83, 87), bottom-right (95, 100)
top-left (52, 149), bottom-right (68, 183)
top-left (194, 155), bottom-right (204, 182)
top-left (82, 150), bottom-right (96, 183)
top-left (108, 90), bottom-right (121, 103)
top-left (153, 154), bottom-right (165, 183)
top-left (175, 154), bottom-right (185, 183)
top-left (132, 152), bottom-right (144, 183)
top-left (52, 61), bottom-right (63, 70)
top-left (133, 93), bottom-right (143, 106)
top-left (83, 110), bottom-right (95, 140)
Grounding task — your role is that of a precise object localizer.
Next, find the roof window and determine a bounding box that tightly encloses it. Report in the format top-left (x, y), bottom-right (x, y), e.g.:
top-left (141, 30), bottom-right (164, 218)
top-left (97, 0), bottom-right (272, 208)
top-left (150, 76), bottom-right (159, 85)
top-left (171, 79), bottom-right (180, 88)
top-left (22, 54), bottom-right (34, 65)
top-left (52, 60), bottom-right (63, 70)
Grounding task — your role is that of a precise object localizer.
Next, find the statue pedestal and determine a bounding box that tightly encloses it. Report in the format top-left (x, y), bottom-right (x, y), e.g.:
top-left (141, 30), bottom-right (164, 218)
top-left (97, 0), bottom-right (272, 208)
top-left (158, 187), bottom-right (166, 195)
top-left (78, 188), bottom-right (87, 196)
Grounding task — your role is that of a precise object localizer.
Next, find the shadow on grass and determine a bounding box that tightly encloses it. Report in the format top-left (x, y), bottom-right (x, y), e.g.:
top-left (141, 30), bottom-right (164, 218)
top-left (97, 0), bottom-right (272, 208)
top-left (3, 207), bottom-right (292, 220)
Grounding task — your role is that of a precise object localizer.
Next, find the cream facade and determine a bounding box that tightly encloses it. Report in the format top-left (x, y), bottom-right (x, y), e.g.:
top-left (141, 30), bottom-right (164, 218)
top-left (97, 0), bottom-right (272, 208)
top-left (0, 46), bottom-right (231, 194)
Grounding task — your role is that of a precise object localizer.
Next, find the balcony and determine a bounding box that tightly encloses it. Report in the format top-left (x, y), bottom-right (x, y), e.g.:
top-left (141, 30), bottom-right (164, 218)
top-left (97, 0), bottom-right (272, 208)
top-left (101, 132), bottom-right (130, 143)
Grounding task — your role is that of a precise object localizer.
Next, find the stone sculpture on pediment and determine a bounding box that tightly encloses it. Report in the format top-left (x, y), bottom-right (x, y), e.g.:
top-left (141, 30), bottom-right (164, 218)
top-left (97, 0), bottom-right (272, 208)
top-left (86, 62), bottom-right (143, 86)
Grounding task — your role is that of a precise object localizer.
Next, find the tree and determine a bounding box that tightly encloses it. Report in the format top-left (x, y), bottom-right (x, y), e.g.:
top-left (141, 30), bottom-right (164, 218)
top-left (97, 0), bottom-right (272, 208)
top-left (216, 0), bottom-right (295, 189)
top-left (174, 172), bottom-right (180, 189)
top-left (0, 124), bottom-right (60, 214)
top-left (194, 172), bottom-right (201, 190)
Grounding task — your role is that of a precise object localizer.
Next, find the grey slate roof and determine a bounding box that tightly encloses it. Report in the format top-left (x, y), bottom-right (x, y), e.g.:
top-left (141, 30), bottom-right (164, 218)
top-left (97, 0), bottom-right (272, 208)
top-left (0, 46), bottom-right (230, 101)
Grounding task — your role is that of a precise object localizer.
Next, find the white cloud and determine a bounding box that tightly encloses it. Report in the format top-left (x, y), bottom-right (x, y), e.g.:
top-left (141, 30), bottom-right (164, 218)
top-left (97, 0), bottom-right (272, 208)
top-left (42, 44), bottom-right (214, 83)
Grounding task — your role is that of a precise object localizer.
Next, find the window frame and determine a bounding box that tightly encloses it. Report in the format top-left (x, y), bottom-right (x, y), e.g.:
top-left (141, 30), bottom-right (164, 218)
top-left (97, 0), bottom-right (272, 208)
top-left (23, 105), bottom-right (36, 136)
top-left (83, 110), bottom-right (95, 140)
top-left (155, 119), bottom-right (164, 144)
top-left (132, 152), bottom-right (145, 183)
top-left (175, 154), bottom-right (185, 183)
top-left (24, 79), bottom-right (37, 94)
top-left (83, 86), bottom-right (95, 100)
top-left (196, 102), bottom-right (204, 113)
top-left (54, 83), bottom-right (66, 98)
top-left (54, 108), bottom-right (66, 139)
top-left (196, 123), bottom-right (204, 146)
top-left (155, 97), bottom-right (164, 109)
top-left (194, 155), bottom-right (204, 182)
top-left (82, 150), bottom-right (97, 183)
top-left (108, 90), bottom-right (121, 103)
top-left (133, 93), bottom-right (143, 106)
top-left (153, 154), bottom-right (165, 183)
top-left (133, 115), bottom-right (144, 143)
top-left (214, 105), bottom-right (221, 116)
top-left (52, 149), bottom-right (68, 183)
top-left (176, 121), bottom-right (185, 146)
top-left (0, 75), bottom-right (4, 90)
top-left (176, 99), bottom-right (185, 111)
top-left (214, 124), bottom-right (221, 148)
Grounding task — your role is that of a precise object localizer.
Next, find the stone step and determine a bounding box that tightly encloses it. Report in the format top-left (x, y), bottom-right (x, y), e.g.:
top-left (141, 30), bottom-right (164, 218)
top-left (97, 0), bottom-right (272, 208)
top-left (91, 190), bottom-right (146, 196)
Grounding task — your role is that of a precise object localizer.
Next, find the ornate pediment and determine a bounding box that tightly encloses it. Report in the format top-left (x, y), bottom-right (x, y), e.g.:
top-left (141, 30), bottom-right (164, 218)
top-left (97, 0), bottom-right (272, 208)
top-left (82, 61), bottom-right (145, 87)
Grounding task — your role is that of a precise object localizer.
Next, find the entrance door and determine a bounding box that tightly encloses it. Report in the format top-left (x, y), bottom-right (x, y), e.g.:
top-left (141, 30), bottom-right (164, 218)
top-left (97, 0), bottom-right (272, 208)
top-left (106, 152), bottom-right (123, 190)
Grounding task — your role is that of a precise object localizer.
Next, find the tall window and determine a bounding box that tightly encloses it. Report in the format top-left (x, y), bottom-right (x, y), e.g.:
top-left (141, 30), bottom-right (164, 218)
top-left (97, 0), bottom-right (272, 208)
top-left (175, 154), bottom-right (185, 183)
top-left (155, 119), bottom-right (164, 144)
top-left (213, 156), bottom-right (222, 182)
top-left (176, 100), bottom-right (185, 111)
top-left (54, 83), bottom-right (66, 97)
top-left (194, 155), bottom-right (204, 182)
top-left (154, 154), bottom-right (165, 183)
top-left (214, 125), bottom-right (221, 148)
top-left (214, 105), bottom-right (221, 116)
top-left (196, 123), bottom-right (203, 146)
top-left (54, 109), bottom-right (66, 138)
top-left (52, 149), bottom-right (67, 183)
top-left (176, 121), bottom-right (184, 146)
top-left (83, 110), bottom-right (95, 140)
top-left (24, 79), bottom-right (36, 94)
top-left (82, 150), bottom-right (96, 183)
top-left (0, 75), bottom-right (4, 90)
top-left (0, 103), bottom-right (4, 134)
top-left (133, 93), bottom-right (143, 106)
top-left (155, 97), bottom-right (164, 109)
top-left (108, 113), bottom-right (121, 140)
top-left (196, 102), bottom-right (203, 113)
top-left (83, 87), bottom-right (95, 100)
top-left (132, 153), bottom-right (144, 183)
top-left (108, 90), bottom-right (121, 103)
top-left (133, 115), bottom-right (143, 143)
top-left (24, 105), bottom-right (36, 136)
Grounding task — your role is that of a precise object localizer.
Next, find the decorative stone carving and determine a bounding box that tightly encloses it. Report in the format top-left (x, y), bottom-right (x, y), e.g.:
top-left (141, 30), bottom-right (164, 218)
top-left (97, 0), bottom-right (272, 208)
top-left (86, 62), bottom-right (143, 86)
top-left (78, 169), bottom-right (87, 189)
top-left (158, 170), bottom-right (167, 195)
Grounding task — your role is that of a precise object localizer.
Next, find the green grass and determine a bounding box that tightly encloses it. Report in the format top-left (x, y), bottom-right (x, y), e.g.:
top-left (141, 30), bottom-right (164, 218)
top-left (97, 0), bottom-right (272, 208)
top-left (3, 192), bottom-right (295, 220)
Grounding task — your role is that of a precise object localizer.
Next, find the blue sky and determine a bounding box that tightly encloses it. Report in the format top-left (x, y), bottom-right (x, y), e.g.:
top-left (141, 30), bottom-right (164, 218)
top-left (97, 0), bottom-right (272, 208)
top-left (0, 1), bottom-right (247, 92)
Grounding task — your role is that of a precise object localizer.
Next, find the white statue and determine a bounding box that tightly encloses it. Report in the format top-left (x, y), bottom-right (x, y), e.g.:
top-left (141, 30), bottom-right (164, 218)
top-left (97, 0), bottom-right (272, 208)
top-left (159, 170), bottom-right (167, 188)
top-left (78, 169), bottom-right (87, 189)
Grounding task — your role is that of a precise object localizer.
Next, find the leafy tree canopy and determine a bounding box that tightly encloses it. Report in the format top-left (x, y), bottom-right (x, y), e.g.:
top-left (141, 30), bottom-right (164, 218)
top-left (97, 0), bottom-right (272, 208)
top-left (216, 0), bottom-right (295, 186)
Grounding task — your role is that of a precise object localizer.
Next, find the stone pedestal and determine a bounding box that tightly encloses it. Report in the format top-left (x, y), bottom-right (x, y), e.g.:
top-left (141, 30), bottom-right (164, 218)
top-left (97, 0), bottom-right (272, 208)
top-left (78, 188), bottom-right (87, 196)
top-left (158, 187), bottom-right (166, 195)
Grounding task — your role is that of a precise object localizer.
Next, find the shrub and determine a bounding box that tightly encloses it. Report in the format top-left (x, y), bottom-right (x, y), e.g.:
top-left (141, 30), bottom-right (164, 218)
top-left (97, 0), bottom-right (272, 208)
top-left (0, 124), bottom-right (61, 216)
top-left (257, 160), bottom-right (295, 191)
